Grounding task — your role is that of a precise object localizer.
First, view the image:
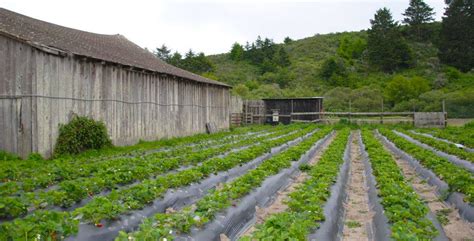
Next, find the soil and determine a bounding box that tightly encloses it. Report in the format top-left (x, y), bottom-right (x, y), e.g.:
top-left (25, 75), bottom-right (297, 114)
top-left (384, 145), bottom-right (474, 241)
top-left (238, 133), bottom-right (337, 238)
top-left (342, 131), bottom-right (374, 241)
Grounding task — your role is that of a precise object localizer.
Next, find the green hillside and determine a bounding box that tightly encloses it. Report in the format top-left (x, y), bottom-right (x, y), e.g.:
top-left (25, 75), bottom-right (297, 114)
top-left (153, 1), bottom-right (472, 117)
top-left (207, 29), bottom-right (473, 117)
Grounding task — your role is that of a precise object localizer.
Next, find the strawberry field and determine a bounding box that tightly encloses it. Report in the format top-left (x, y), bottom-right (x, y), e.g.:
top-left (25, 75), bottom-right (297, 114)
top-left (0, 124), bottom-right (473, 240)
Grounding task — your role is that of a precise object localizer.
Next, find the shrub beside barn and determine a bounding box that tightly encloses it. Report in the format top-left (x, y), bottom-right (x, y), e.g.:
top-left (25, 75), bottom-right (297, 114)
top-left (0, 8), bottom-right (231, 158)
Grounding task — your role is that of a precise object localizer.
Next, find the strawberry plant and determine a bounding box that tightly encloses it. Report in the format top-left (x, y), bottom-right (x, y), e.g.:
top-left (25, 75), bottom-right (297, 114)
top-left (400, 129), bottom-right (474, 163)
top-left (362, 129), bottom-right (438, 240)
top-left (380, 128), bottom-right (474, 204)
top-left (118, 127), bottom-right (333, 240)
top-left (248, 129), bottom-right (350, 240)
top-left (0, 125), bottom-right (317, 240)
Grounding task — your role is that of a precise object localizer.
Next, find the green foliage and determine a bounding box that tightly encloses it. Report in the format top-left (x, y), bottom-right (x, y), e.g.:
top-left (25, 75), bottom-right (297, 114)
top-left (27, 153), bottom-right (44, 161)
top-left (180, 50), bottom-right (215, 74)
top-left (402, 0), bottom-right (436, 41)
top-left (250, 129), bottom-right (350, 239)
top-left (232, 84), bottom-right (250, 98)
top-left (121, 125), bottom-right (329, 239)
top-left (0, 151), bottom-right (21, 161)
top-left (439, 0), bottom-right (474, 72)
top-left (337, 35), bottom-right (367, 61)
top-left (401, 129), bottom-right (474, 163)
top-left (385, 75), bottom-right (430, 104)
top-left (380, 128), bottom-right (474, 204)
top-left (368, 8), bottom-right (413, 72)
top-left (324, 86), bottom-right (383, 112)
top-left (54, 116), bottom-right (112, 157)
top-left (362, 129), bottom-right (438, 240)
top-left (154, 44), bottom-right (171, 61)
top-left (229, 42), bottom-right (244, 61)
top-left (0, 210), bottom-right (78, 240)
top-left (320, 57), bottom-right (347, 86)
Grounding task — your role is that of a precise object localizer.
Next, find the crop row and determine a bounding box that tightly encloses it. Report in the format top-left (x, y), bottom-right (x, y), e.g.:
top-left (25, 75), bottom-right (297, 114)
top-left (379, 128), bottom-right (474, 204)
top-left (116, 127), bottom-right (334, 240)
top-left (0, 126), bottom-right (279, 197)
top-left (400, 129), bottom-right (473, 163)
top-left (361, 129), bottom-right (437, 240)
top-left (0, 125), bottom-right (317, 240)
top-left (0, 126), bottom-right (294, 220)
top-left (244, 129), bottom-right (350, 240)
top-left (416, 127), bottom-right (474, 149)
top-left (74, 125), bottom-right (314, 224)
top-left (0, 125), bottom-right (271, 184)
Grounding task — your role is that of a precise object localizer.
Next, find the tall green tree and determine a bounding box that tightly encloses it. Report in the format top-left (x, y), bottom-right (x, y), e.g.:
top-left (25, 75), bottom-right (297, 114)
top-left (367, 8), bottom-right (413, 72)
top-left (168, 52), bottom-right (182, 67)
top-left (439, 0), bottom-right (474, 72)
top-left (229, 43), bottom-right (244, 61)
top-left (154, 44), bottom-right (171, 61)
top-left (273, 47), bottom-right (291, 67)
top-left (402, 0), bottom-right (435, 40)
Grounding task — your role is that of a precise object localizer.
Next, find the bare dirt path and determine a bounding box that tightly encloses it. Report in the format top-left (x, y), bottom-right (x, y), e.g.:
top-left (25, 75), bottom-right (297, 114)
top-left (239, 132), bottom-right (337, 238)
top-left (383, 143), bottom-right (474, 241)
top-left (342, 131), bottom-right (374, 241)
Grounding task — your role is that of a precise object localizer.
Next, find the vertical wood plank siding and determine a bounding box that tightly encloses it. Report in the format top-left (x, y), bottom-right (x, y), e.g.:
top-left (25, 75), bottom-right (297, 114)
top-left (0, 35), bottom-right (230, 158)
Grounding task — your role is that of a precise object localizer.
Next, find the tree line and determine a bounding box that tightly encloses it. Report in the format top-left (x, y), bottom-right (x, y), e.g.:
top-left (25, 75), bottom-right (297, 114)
top-left (366, 0), bottom-right (473, 72)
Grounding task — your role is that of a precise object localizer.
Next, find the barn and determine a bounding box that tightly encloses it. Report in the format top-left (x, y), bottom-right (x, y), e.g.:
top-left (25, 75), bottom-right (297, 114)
top-left (263, 97), bottom-right (323, 124)
top-left (0, 8), bottom-right (231, 158)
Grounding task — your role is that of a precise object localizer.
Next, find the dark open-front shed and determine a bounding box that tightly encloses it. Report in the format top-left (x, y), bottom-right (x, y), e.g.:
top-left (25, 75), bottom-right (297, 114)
top-left (263, 97), bottom-right (324, 124)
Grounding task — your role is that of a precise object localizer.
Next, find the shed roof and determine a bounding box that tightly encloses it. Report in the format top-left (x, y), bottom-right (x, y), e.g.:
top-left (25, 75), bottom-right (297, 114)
top-left (0, 8), bottom-right (230, 87)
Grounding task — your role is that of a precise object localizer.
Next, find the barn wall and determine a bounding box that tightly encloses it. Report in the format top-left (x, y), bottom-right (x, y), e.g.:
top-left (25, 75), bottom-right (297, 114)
top-left (230, 95), bottom-right (243, 114)
top-left (0, 35), bottom-right (230, 158)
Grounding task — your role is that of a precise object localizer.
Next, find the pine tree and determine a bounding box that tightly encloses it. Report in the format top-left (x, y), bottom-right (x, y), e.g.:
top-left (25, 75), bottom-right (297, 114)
top-left (274, 47), bottom-right (291, 67)
top-left (439, 0), bottom-right (474, 72)
top-left (229, 43), bottom-right (244, 61)
top-left (403, 0), bottom-right (435, 40)
top-left (154, 44), bottom-right (171, 61)
top-left (168, 52), bottom-right (182, 67)
top-left (367, 8), bottom-right (413, 72)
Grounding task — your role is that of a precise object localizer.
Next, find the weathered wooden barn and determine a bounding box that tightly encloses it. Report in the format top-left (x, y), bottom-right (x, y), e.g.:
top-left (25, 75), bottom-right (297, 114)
top-left (263, 97), bottom-right (323, 124)
top-left (0, 8), bottom-right (231, 158)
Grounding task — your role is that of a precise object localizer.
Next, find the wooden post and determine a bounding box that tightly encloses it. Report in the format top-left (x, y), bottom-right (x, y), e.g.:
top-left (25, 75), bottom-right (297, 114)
top-left (349, 99), bottom-right (352, 124)
top-left (442, 99), bottom-right (447, 128)
top-left (380, 99), bottom-right (384, 124)
top-left (290, 99), bottom-right (294, 122)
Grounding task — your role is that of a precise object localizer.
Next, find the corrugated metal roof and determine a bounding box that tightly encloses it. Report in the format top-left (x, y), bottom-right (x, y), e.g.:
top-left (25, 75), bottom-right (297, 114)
top-left (0, 8), bottom-right (230, 87)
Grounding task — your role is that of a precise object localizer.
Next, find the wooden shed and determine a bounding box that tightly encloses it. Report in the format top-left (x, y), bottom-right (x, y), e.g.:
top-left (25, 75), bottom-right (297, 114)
top-left (0, 8), bottom-right (231, 158)
top-left (263, 97), bottom-right (323, 124)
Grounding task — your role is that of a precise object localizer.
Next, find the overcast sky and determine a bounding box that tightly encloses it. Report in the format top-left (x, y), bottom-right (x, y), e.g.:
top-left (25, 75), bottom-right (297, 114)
top-left (2, 0), bottom-right (446, 55)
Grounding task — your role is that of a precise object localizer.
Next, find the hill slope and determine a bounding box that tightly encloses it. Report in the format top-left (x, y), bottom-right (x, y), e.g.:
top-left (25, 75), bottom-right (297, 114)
top-left (207, 30), bottom-right (473, 117)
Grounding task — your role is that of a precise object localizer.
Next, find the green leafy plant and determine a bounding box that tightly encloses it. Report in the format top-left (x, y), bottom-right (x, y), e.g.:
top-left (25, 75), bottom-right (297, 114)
top-left (379, 128), bottom-right (474, 204)
top-left (249, 129), bottom-right (350, 239)
top-left (54, 116), bottom-right (112, 157)
top-left (401, 129), bottom-right (474, 163)
top-left (117, 126), bottom-right (332, 240)
top-left (362, 129), bottom-right (437, 240)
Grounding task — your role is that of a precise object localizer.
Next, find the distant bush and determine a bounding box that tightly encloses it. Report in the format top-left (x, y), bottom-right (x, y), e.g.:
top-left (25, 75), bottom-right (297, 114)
top-left (54, 116), bottom-right (112, 157)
